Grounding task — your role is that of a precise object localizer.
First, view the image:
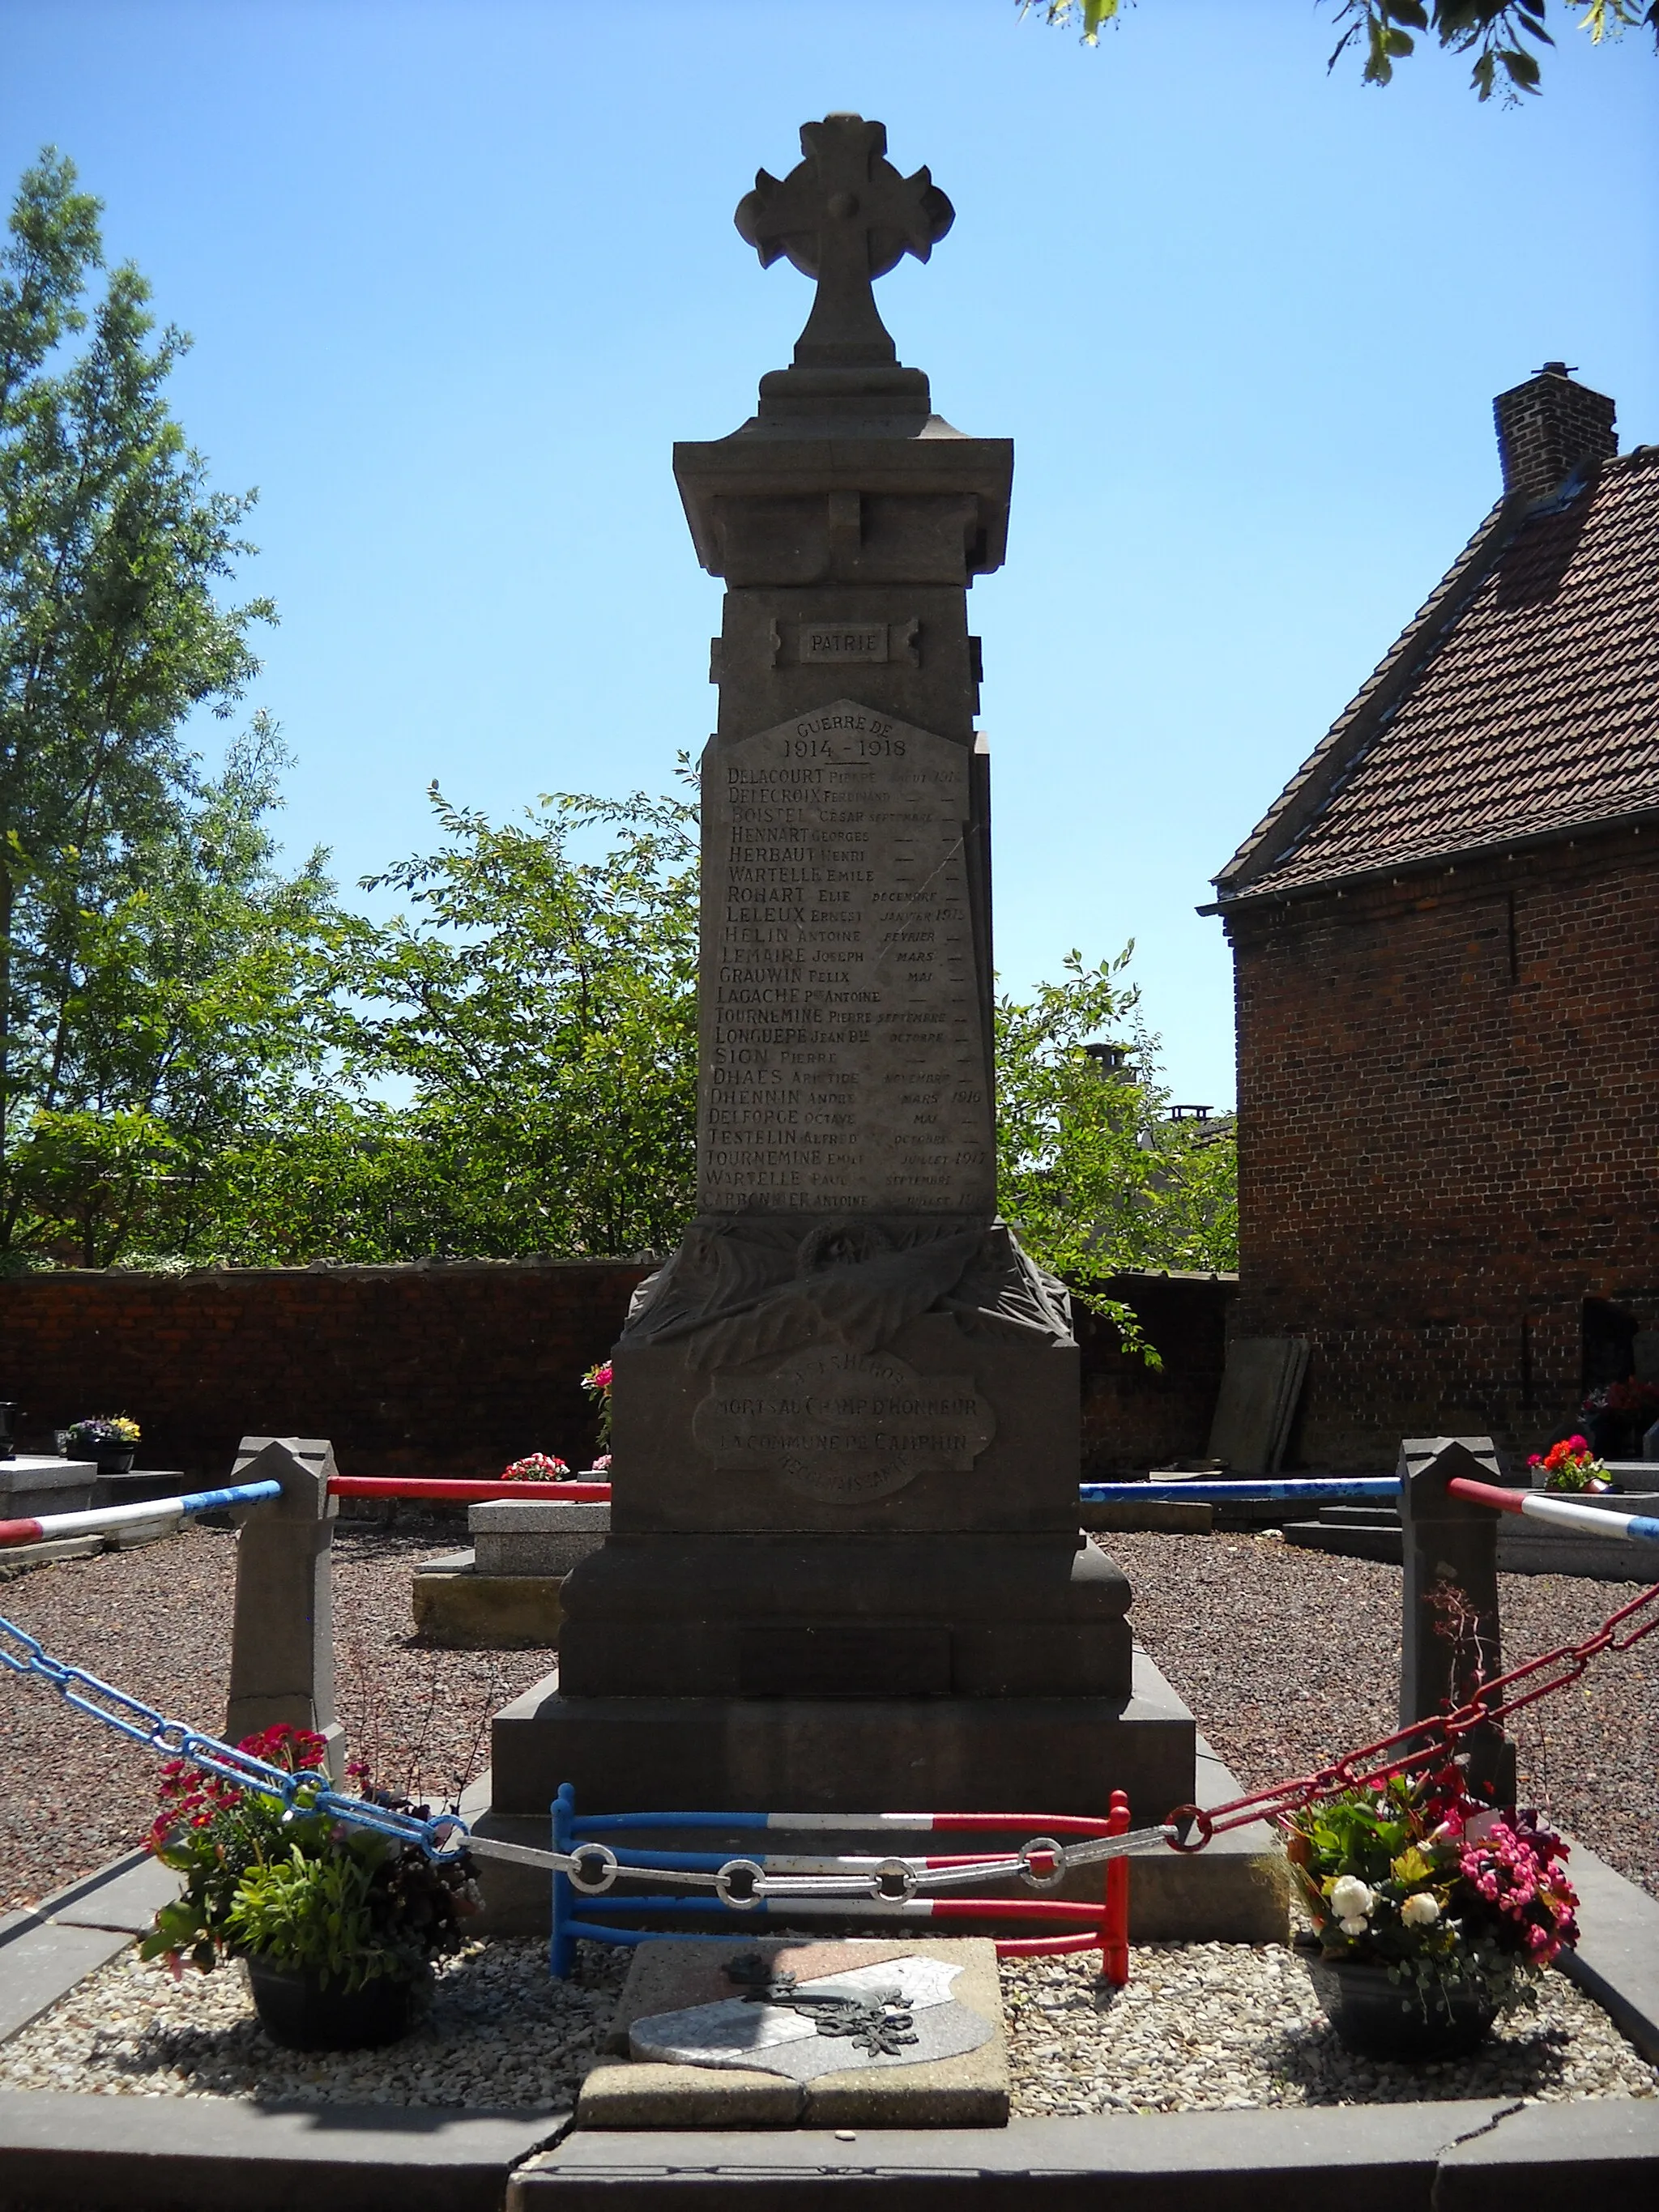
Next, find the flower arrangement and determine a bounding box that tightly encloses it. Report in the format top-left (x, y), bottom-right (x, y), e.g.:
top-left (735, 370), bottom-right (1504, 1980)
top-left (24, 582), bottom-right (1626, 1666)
top-left (58, 1413), bottom-right (140, 1454)
top-left (501, 1452), bottom-right (571, 1481)
top-left (1583, 1379), bottom-right (1659, 1420)
top-left (582, 1360), bottom-right (613, 1448)
top-left (1286, 1770), bottom-right (1579, 2021)
top-left (1527, 1434), bottom-right (1610, 1492)
top-left (140, 1724), bottom-right (477, 1992)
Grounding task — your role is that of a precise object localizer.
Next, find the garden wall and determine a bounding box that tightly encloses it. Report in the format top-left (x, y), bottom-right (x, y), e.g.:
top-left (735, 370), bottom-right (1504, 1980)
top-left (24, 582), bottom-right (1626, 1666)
top-left (0, 1259), bottom-right (1233, 1480)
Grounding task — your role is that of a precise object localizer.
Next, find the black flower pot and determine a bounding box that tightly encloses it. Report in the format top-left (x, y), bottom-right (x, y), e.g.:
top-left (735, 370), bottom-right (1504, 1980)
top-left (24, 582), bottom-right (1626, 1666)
top-left (1316, 1958), bottom-right (1496, 2061)
top-left (96, 1447), bottom-right (136, 1476)
top-left (245, 1958), bottom-right (427, 2051)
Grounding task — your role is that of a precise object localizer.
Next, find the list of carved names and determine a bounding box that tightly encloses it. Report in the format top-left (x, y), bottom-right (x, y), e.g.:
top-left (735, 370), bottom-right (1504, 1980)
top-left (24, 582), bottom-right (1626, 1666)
top-left (698, 701), bottom-right (994, 1216)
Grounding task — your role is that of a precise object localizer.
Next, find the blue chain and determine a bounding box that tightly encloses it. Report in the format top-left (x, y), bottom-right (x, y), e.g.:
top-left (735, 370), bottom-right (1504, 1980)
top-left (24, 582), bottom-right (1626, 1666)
top-left (0, 1609), bottom-right (467, 1861)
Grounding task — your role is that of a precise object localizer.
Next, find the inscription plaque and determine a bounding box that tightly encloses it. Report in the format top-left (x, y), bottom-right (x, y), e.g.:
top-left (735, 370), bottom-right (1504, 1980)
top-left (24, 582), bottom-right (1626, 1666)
top-left (800, 623), bottom-right (886, 662)
top-left (699, 698), bottom-right (992, 1216)
top-left (693, 1347), bottom-right (996, 1502)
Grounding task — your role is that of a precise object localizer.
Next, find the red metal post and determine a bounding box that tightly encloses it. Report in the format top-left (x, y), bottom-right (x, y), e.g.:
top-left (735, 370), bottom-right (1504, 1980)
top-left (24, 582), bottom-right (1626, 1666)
top-left (1102, 1788), bottom-right (1131, 1986)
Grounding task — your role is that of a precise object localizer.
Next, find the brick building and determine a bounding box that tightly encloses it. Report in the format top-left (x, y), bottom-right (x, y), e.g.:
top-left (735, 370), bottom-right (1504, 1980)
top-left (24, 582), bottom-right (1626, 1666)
top-left (1207, 366), bottom-right (1659, 1469)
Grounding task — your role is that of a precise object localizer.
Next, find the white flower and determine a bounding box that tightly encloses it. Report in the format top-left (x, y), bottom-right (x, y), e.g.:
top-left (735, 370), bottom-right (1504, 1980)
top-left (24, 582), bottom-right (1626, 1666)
top-left (1329, 1876), bottom-right (1375, 1924)
top-left (1338, 1916), bottom-right (1370, 1937)
top-left (1401, 1892), bottom-right (1442, 1928)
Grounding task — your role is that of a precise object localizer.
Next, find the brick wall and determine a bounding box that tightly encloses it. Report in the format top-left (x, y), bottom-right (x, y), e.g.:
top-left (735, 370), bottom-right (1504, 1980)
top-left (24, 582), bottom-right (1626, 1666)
top-left (1077, 1271), bottom-right (1236, 1474)
top-left (1224, 823), bottom-right (1659, 1468)
top-left (0, 1260), bottom-right (650, 1479)
top-left (0, 1259), bottom-right (1230, 1480)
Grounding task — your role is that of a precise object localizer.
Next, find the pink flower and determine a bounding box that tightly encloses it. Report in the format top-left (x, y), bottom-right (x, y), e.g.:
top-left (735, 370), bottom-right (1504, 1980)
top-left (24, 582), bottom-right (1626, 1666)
top-left (502, 1453), bottom-right (570, 1481)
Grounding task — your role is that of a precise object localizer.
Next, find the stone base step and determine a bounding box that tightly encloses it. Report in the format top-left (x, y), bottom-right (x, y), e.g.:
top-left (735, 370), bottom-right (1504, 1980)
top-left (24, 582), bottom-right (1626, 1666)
top-left (1283, 1521), bottom-right (1402, 1563)
top-left (470, 1659), bottom-right (1286, 1948)
top-left (1285, 1515), bottom-right (1659, 1581)
top-left (411, 1562), bottom-right (565, 1648)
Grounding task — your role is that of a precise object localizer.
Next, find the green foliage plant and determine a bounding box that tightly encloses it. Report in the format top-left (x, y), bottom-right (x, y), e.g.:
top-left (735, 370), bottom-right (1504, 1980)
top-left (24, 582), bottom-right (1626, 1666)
top-left (244, 781), bottom-right (703, 1265)
top-left (140, 1724), bottom-right (478, 1992)
top-left (0, 151), bottom-right (338, 1265)
top-left (994, 947), bottom-right (1237, 1362)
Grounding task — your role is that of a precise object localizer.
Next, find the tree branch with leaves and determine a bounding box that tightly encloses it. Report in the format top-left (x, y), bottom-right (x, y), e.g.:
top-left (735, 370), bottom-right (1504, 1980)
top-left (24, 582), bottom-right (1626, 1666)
top-left (1029, 0), bottom-right (1657, 100)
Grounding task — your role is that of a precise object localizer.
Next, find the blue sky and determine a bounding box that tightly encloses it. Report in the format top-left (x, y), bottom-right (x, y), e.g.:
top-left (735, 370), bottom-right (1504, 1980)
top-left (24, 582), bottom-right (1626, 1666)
top-left (3, 1), bottom-right (1654, 1106)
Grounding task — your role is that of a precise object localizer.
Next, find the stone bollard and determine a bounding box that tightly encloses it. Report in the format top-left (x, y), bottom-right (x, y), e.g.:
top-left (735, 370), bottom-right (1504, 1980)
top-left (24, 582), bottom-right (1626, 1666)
top-left (1397, 1435), bottom-right (1516, 1805)
top-left (224, 1436), bottom-right (344, 1782)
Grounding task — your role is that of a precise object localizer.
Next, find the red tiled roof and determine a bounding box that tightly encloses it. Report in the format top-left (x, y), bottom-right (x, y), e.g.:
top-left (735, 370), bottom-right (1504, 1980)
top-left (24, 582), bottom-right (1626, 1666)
top-left (1214, 446), bottom-right (1659, 901)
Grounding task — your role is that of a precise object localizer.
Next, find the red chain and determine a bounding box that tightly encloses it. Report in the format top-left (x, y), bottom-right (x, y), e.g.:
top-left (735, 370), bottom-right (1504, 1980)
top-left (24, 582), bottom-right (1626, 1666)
top-left (1165, 1575), bottom-right (1659, 1851)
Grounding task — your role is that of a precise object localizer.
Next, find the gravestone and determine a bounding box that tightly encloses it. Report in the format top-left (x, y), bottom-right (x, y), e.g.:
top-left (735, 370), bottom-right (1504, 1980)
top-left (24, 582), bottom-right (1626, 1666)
top-left (489, 114), bottom-right (1196, 1823)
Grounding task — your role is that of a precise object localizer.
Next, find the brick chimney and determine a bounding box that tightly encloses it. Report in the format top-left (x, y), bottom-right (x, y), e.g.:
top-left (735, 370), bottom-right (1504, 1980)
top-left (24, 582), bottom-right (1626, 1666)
top-left (1493, 363), bottom-right (1618, 501)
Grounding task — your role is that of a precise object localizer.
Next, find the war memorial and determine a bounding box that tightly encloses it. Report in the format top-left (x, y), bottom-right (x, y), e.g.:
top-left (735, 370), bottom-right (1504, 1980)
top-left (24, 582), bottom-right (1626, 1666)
top-left (3, 106), bottom-right (1659, 2212)
top-left (482, 113), bottom-right (1223, 1869)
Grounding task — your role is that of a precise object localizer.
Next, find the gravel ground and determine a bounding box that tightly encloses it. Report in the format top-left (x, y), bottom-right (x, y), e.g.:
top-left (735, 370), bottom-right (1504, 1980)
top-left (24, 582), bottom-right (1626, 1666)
top-left (1110, 1531), bottom-right (1659, 1901)
top-left (0, 1939), bottom-right (625, 2107)
top-left (2, 1524), bottom-right (1656, 1915)
top-left (2, 1931), bottom-right (1653, 2114)
top-left (1001, 1944), bottom-right (1657, 2112)
top-left (1, 1521), bottom-right (554, 1914)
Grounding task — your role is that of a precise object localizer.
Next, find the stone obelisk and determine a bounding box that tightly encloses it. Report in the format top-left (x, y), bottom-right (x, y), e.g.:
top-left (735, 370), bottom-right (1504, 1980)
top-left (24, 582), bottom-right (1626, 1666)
top-left (492, 115), bottom-right (1196, 1819)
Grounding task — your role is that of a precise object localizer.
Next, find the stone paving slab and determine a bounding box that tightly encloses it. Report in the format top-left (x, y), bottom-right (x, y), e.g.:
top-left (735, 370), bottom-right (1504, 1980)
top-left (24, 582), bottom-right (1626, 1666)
top-left (0, 1848), bottom-right (184, 2034)
top-left (510, 2099), bottom-right (1520, 2210)
top-left (1438, 2095), bottom-right (1659, 2203)
top-left (0, 1925), bottom-right (133, 2042)
top-left (0, 2091), bottom-right (569, 2212)
top-left (1558, 1833), bottom-right (1659, 2065)
top-left (0, 1532), bottom-right (103, 1578)
top-left (581, 1938), bottom-right (1007, 2129)
top-left (46, 1848), bottom-right (180, 1934)
top-left (579, 2061), bottom-right (804, 2129)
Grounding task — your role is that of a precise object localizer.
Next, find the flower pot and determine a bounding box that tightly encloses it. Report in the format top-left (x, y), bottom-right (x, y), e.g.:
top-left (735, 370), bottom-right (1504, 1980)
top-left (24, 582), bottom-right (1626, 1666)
top-left (95, 1447), bottom-right (136, 1476)
top-left (245, 1957), bottom-right (427, 2051)
top-left (1314, 1958), bottom-right (1496, 2061)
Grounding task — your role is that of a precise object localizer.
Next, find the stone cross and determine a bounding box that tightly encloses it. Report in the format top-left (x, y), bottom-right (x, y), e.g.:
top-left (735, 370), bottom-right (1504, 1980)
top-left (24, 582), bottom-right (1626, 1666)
top-left (735, 113), bottom-right (953, 371)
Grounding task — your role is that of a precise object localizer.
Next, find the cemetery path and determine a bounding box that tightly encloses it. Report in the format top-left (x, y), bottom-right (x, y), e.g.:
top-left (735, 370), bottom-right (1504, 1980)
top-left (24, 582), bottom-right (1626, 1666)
top-left (0, 1520), bottom-right (552, 1914)
top-left (2, 1526), bottom-right (1653, 1916)
top-left (1111, 1532), bottom-right (1659, 1904)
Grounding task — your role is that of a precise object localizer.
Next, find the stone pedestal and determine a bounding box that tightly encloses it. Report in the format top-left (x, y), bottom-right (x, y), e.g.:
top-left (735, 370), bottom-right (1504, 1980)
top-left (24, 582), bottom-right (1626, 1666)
top-left (224, 1435), bottom-right (345, 1780)
top-left (412, 1496), bottom-right (609, 1648)
top-left (1398, 1436), bottom-right (1516, 1804)
top-left (487, 114), bottom-right (1205, 1860)
top-left (0, 1458), bottom-right (96, 1521)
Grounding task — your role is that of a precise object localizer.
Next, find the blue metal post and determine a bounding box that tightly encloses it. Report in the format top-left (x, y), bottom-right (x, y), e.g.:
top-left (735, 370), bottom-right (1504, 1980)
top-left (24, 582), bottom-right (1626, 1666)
top-left (550, 1783), bottom-right (576, 1978)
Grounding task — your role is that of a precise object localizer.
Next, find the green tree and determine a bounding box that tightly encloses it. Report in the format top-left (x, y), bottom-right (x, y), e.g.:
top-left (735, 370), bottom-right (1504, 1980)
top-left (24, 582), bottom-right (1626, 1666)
top-left (1030, 1), bottom-right (1657, 100)
top-left (6, 718), bottom-right (337, 1265)
top-left (995, 947), bottom-right (1238, 1353)
top-left (166, 779), bottom-right (1239, 1304)
top-left (0, 148), bottom-right (274, 1246)
top-left (279, 782), bottom-right (705, 1263)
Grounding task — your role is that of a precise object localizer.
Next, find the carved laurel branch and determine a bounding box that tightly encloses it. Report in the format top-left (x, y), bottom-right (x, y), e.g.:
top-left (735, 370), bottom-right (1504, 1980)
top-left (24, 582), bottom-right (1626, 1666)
top-left (620, 1218), bottom-right (1073, 1367)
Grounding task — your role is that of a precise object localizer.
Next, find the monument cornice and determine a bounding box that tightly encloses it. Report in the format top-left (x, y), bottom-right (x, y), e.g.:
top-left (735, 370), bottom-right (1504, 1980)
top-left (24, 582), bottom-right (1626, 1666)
top-left (672, 430), bottom-right (1013, 581)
